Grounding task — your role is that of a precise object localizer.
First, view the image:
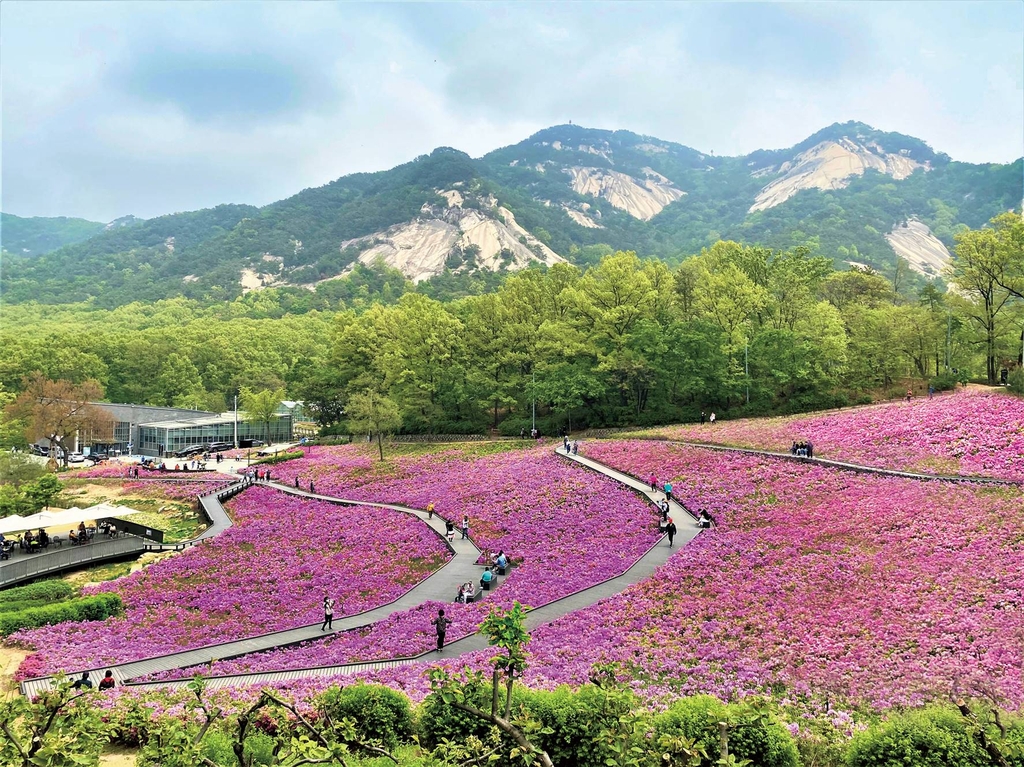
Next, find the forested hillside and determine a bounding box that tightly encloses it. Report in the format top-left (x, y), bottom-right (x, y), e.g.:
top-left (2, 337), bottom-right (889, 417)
top-left (0, 213), bottom-right (106, 257)
top-left (2, 122), bottom-right (1021, 308)
top-left (3, 213), bottom-right (1021, 439)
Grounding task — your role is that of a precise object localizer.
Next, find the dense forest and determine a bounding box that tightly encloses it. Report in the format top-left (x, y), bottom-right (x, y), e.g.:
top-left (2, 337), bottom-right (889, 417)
top-left (2, 213), bottom-right (1021, 440)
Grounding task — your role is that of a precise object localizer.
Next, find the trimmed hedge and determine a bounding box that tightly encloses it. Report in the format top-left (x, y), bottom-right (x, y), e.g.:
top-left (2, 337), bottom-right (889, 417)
top-left (0, 593), bottom-right (123, 635)
top-left (0, 579), bottom-right (75, 605)
top-left (252, 451), bottom-right (304, 466)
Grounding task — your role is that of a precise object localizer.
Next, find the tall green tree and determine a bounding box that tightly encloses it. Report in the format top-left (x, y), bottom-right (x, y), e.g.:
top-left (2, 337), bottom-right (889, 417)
top-left (346, 390), bottom-right (402, 461)
top-left (240, 386), bottom-right (285, 445)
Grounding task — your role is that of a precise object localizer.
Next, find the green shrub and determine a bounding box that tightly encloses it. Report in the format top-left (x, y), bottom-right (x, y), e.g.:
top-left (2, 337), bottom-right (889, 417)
top-left (418, 680), bottom-right (523, 749)
top-left (242, 731), bottom-right (278, 765)
top-left (1008, 367), bottom-right (1024, 396)
top-left (199, 730), bottom-right (235, 765)
top-left (0, 579), bottom-right (75, 605)
top-left (846, 706), bottom-right (991, 767)
top-left (317, 683), bottom-right (414, 750)
top-left (930, 371), bottom-right (959, 392)
top-left (0, 593), bottom-right (123, 635)
top-left (253, 450), bottom-right (304, 466)
top-left (523, 684), bottom-right (645, 767)
top-left (652, 695), bottom-right (798, 767)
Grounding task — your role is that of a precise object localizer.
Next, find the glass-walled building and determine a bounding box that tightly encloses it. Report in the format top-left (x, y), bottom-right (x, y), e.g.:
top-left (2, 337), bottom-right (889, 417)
top-left (137, 413), bottom-right (293, 457)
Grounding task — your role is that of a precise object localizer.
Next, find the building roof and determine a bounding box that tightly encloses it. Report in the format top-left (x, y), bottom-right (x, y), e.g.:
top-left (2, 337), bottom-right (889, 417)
top-left (139, 412), bottom-right (289, 430)
top-left (91, 402), bottom-right (216, 424)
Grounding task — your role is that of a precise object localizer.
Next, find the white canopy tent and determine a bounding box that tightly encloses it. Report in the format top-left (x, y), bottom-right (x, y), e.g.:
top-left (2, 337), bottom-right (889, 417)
top-left (0, 504), bottom-right (142, 535)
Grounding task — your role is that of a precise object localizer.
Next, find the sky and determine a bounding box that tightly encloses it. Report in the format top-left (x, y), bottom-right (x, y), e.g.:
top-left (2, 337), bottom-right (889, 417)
top-left (2, 1), bottom-right (1022, 222)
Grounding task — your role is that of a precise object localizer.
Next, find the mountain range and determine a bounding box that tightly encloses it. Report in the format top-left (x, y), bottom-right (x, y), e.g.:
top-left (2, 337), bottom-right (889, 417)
top-left (2, 120), bottom-right (1021, 306)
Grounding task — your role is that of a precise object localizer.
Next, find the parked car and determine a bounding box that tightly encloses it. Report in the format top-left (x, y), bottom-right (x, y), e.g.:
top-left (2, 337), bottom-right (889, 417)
top-left (174, 445), bottom-right (206, 458)
top-left (207, 441), bottom-right (233, 452)
top-left (67, 452), bottom-right (85, 463)
top-left (30, 444), bottom-right (50, 456)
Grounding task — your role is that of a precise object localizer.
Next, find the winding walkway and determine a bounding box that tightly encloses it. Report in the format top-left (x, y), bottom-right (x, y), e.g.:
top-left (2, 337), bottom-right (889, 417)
top-left (20, 450), bottom-right (699, 695)
top-left (663, 440), bottom-right (1022, 485)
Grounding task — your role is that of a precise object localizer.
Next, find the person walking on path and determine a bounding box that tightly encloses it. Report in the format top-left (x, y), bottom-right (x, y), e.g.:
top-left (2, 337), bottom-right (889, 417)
top-left (563, 436), bottom-right (570, 452)
top-left (665, 517), bottom-right (677, 547)
top-left (663, 480), bottom-right (673, 502)
top-left (709, 412), bottom-right (716, 425)
top-left (700, 411), bottom-right (706, 425)
top-left (427, 501), bottom-right (435, 519)
top-left (461, 515), bottom-right (470, 540)
top-left (71, 671), bottom-right (93, 690)
top-left (649, 474), bottom-right (659, 492)
top-left (445, 519), bottom-right (456, 543)
top-left (321, 595), bottom-right (335, 631)
top-left (572, 440), bottom-right (579, 455)
top-left (309, 479), bottom-right (315, 494)
top-left (431, 608), bottom-right (453, 652)
top-left (295, 476), bottom-right (300, 488)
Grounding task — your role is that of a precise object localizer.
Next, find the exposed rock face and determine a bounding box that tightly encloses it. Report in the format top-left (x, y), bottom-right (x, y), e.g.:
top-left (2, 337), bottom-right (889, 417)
top-left (343, 193), bottom-right (562, 283)
top-left (885, 219), bottom-right (952, 278)
top-left (750, 139), bottom-right (928, 212)
top-left (564, 166), bottom-right (685, 220)
top-left (564, 207), bottom-right (603, 228)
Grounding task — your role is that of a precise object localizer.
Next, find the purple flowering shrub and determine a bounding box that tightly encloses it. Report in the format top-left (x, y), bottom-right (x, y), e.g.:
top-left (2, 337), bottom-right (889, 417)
top-left (647, 389), bottom-right (1024, 480)
top-left (142, 446), bottom-right (659, 677)
top-left (12, 487), bottom-right (450, 679)
top-left (542, 440), bottom-right (1024, 708)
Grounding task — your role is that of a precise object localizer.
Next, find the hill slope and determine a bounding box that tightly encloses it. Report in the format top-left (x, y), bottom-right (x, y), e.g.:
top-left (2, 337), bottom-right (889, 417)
top-left (3, 121), bottom-right (1020, 306)
top-left (1, 213), bottom-right (106, 257)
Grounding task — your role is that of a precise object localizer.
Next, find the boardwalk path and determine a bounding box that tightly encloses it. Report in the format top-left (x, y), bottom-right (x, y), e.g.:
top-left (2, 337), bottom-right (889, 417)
top-left (21, 449), bottom-right (697, 694)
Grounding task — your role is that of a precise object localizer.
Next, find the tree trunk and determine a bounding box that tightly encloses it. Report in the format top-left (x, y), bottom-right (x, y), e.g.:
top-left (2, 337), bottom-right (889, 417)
top-left (376, 432), bottom-right (384, 462)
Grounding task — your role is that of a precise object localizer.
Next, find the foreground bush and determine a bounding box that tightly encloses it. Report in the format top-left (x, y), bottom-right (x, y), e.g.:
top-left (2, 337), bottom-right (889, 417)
top-left (847, 705), bottom-right (1024, 767)
top-left (652, 694), bottom-right (799, 767)
top-left (317, 683), bottom-right (414, 750)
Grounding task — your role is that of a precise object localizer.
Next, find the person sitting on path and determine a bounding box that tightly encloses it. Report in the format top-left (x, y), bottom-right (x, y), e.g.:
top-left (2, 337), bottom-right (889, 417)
top-left (71, 671), bottom-right (93, 690)
top-left (495, 550), bottom-right (508, 570)
top-left (321, 595), bottom-right (335, 631)
top-left (665, 517), bottom-right (677, 548)
top-left (431, 608), bottom-right (453, 652)
top-left (697, 510), bottom-right (715, 529)
top-left (98, 670), bottom-right (116, 690)
top-left (480, 567), bottom-right (495, 587)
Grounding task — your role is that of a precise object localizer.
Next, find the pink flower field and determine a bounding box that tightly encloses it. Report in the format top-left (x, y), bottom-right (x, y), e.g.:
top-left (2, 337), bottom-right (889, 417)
top-left (148, 446), bottom-right (660, 677)
top-left (645, 389), bottom-right (1024, 480)
top-left (521, 440), bottom-right (1024, 708)
top-left (12, 487), bottom-right (450, 679)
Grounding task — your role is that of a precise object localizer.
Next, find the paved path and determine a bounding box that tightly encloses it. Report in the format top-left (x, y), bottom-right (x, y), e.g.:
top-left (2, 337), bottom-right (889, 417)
top-left (660, 440), bottom-right (1022, 485)
top-left (23, 449), bottom-right (700, 694)
top-left (20, 485), bottom-right (488, 696)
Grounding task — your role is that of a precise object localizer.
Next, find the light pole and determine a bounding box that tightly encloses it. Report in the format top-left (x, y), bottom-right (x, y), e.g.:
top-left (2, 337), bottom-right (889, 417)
top-left (745, 342), bottom-right (749, 405)
top-left (531, 371), bottom-right (536, 433)
top-left (233, 394), bottom-right (239, 450)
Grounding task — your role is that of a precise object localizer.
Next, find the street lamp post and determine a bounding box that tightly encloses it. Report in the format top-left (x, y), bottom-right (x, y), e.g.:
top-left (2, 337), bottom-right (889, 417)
top-left (745, 342), bottom-right (750, 405)
top-left (531, 371), bottom-right (536, 433)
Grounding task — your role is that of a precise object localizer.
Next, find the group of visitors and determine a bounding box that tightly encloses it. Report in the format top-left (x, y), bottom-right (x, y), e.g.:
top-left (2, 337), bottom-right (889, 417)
top-left (71, 670), bottom-right (116, 691)
top-left (455, 581), bottom-right (477, 603)
top-left (561, 436), bottom-right (580, 455)
top-left (699, 411), bottom-right (717, 425)
top-left (68, 522), bottom-right (92, 545)
top-left (790, 441), bottom-right (814, 458)
top-left (442, 515), bottom-right (470, 543)
top-left (243, 467), bottom-right (272, 482)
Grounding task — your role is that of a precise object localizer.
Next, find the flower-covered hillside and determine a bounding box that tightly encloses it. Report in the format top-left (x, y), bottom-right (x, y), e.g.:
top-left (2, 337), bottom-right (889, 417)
top-left (12, 488), bottom-right (450, 678)
top-left (643, 389), bottom-right (1024, 480)
top-left (528, 440), bottom-right (1024, 708)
